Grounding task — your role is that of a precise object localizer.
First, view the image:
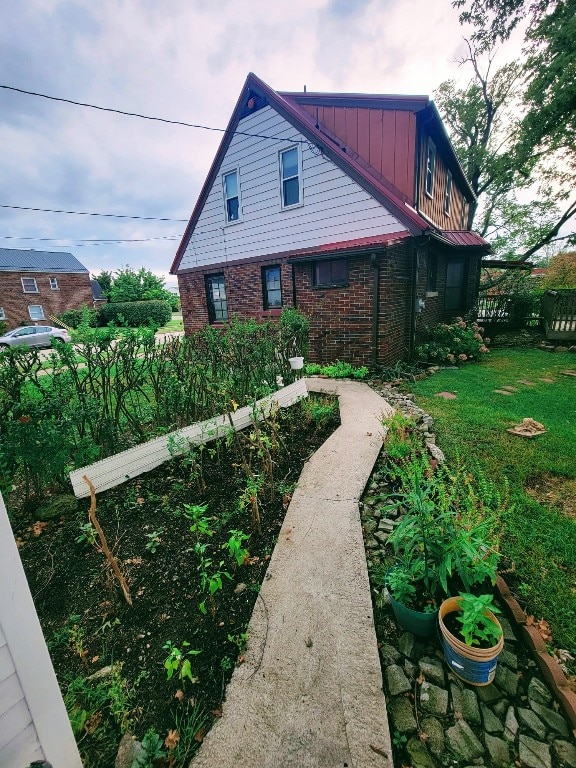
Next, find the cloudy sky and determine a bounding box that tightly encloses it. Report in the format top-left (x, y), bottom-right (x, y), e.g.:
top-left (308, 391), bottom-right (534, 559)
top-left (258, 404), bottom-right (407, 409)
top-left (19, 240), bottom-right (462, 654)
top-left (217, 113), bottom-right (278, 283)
top-left (0, 0), bottom-right (508, 288)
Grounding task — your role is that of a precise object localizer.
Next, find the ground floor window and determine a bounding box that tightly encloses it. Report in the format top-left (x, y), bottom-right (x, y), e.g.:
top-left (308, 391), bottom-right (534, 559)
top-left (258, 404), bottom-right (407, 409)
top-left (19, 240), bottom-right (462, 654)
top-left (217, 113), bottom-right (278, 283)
top-left (205, 274), bottom-right (228, 323)
top-left (28, 305), bottom-right (45, 321)
top-left (313, 259), bottom-right (348, 287)
top-left (262, 265), bottom-right (282, 309)
top-left (445, 259), bottom-right (466, 311)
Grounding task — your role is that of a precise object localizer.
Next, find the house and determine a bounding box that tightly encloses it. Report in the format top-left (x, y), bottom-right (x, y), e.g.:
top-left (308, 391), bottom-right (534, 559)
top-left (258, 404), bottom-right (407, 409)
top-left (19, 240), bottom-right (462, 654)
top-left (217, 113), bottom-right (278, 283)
top-left (171, 73), bottom-right (490, 366)
top-left (0, 248), bottom-right (94, 330)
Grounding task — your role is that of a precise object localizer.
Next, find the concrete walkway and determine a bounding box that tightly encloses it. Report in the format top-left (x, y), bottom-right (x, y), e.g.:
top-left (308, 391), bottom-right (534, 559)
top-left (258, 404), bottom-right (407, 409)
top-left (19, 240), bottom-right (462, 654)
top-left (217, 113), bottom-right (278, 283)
top-left (190, 379), bottom-right (394, 768)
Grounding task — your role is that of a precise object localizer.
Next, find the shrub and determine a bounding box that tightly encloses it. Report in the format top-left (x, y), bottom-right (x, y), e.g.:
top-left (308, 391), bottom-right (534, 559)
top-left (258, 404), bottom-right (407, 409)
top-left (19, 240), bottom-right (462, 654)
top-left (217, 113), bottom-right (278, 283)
top-left (304, 360), bottom-right (369, 379)
top-left (98, 300), bottom-right (171, 328)
top-left (416, 318), bottom-right (490, 365)
top-left (58, 305), bottom-right (99, 329)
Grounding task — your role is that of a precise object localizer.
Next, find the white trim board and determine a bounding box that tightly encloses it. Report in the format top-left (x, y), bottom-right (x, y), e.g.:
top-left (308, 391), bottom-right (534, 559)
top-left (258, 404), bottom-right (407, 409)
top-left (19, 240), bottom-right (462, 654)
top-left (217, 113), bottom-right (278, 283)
top-left (69, 379), bottom-right (309, 498)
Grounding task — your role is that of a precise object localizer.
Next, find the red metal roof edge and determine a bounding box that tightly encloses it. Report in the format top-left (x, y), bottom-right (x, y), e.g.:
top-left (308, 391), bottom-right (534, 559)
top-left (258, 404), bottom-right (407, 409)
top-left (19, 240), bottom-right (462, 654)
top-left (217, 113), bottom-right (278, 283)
top-left (288, 231), bottom-right (412, 259)
top-left (433, 230), bottom-right (491, 249)
top-left (279, 91), bottom-right (430, 112)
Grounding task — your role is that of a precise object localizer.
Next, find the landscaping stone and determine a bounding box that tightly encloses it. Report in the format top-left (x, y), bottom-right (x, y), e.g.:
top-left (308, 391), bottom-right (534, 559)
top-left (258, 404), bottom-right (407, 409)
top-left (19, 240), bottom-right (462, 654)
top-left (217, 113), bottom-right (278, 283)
top-left (419, 658), bottom-right (446, 687)
top-left (529, 699), bottom-right (570, 737)
top-left (36, 493), bottom-right (78, 521)
top-left (362, 518), bottom-right (378, 535)
top-left (386, 664), bottom-right (411, 695)
top-left (497, 615), bottom-right (517, 642)
top-left (517, 706), bottom-right (547, 739)
top-left (406, 736), bottom-right (437, 768)
top-left (553, 739), bottom-right (576, 768)
top-left (499, 647), bottom-right (518, 671)
top-left (519, 734), bottom-right (552, 768)
top-left (461, 688), bottom-right (481, 725)
top-left (419, 681), bottom-right (449, 716)
top-left (420, 716), bottom-right (445, 759)
top-left (484, 734), bottom-right (511, 767)
top-left (374, 530), bottom-right (390, 545)
top-left (404, 659), bottom-right (417, 679)
top-left (503, 706), bottom-right (519, 741)
top-left (528, 676), bottom-right (553, 706)
top-left (398, 632), bottom-right (415, 659)
top-left (476, 683), bottom-right (502, 705)
top-left (389, 696), bottom-right (417, 733)
top-left (446, 720), bottom-right (484, 761)
top-left (481, 703), bottom-right (504, 733)
top-left (435, 391), bottom-right (457, 399)
top-left (115, 732), bottom-right (145, 768)
top-left (495, 663), bottom-right (519, 697)
top-left (379, 642), bottom-right (401, 665)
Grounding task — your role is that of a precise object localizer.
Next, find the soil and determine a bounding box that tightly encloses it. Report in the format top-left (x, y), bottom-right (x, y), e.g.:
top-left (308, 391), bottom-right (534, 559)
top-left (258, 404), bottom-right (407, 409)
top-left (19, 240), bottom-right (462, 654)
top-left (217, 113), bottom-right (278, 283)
top-left (12, 398), bottom-right (340, 768)
top-left (526, 472), bottom-right (576, 520)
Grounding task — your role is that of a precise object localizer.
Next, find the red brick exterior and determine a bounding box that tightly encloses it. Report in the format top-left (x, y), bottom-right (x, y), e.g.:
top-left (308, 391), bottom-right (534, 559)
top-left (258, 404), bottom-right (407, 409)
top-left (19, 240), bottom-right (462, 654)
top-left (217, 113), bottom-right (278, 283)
top-left (177, 244), bottom-right (481, 368)
top-left (0, 272), bottom-right (94, 330)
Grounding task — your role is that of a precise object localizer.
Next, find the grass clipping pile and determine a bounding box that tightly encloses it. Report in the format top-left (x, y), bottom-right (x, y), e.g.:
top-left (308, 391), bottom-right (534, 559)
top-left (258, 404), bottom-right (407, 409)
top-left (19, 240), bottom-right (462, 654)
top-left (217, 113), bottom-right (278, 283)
top-left (14, 395), bottom-right (340, 768)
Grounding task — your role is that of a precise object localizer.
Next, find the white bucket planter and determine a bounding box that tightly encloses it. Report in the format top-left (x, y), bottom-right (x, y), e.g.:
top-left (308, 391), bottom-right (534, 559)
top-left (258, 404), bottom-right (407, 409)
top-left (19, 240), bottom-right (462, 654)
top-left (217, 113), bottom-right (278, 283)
top-left (288, 356), bottom-right (304, 370)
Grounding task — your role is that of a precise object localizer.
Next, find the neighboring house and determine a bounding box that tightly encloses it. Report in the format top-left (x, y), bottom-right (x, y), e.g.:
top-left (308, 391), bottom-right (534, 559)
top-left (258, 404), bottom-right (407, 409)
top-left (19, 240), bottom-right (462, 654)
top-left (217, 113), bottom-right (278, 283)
top-left (91, 278), bottom-right (108, 306)
top-left (0, 248), bottom-right (94, 331)
top-left (171, 73), bottom-right (490, 366)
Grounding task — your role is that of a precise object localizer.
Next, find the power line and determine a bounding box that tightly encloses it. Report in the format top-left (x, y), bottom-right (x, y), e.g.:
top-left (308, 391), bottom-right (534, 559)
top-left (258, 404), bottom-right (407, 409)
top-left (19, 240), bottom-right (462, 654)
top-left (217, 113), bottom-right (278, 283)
top-left (0, 235), bottom-right (179, 243)
top-left (0, 203), bottom-right (188, 222)
top-left (0, 83), bottom-right (309, 146)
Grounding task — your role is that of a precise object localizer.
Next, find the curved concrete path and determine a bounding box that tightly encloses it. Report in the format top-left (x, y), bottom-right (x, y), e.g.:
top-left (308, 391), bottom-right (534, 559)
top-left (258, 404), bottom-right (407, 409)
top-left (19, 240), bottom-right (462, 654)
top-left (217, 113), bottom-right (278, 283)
top-left (190, 379), bottom-right (394, 768)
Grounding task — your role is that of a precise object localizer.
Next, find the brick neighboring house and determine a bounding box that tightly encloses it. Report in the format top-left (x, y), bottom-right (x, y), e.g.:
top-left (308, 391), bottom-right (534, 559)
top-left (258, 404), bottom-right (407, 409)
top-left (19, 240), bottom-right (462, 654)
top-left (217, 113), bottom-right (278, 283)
top-left (0, 248), bottom-right (94, 331)
top-left (171, 73), bottom-right (491, 367)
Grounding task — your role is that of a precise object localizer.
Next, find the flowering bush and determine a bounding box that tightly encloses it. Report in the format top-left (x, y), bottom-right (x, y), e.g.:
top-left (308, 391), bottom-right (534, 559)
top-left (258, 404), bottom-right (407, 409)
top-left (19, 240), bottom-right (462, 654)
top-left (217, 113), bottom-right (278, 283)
top-left (416, 318), bottom-right (490, 365)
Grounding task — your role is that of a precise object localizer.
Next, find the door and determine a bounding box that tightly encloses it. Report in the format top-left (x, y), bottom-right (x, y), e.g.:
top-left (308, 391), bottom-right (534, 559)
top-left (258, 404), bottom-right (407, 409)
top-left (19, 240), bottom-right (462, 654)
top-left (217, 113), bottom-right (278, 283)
top-left (445, 259), bottom-right (467, 312)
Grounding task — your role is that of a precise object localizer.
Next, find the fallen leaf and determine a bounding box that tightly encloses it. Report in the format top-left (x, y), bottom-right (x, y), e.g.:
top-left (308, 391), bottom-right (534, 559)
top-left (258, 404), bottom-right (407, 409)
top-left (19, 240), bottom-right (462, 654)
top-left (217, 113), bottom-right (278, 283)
top-left (31, 521), bottom-right (49, 536)
top-left (416, 673), bottom-right (425, 685)
top-left (91, 655), bottom-right (100, 664)
top-left (84, 712), bottom-right (102, 734)
top-left (194, 727), bottom-right (206, 743)
top-left (419, 731), bottom-right (429, 743)
top-left (211, 706), bottom-right (223, 718)
top-left (174, 689), bottom-right (184, 702)
top-left (165, 729), bottom-right (180, 750)
top-left (237, 655), bottom-right (246, 665)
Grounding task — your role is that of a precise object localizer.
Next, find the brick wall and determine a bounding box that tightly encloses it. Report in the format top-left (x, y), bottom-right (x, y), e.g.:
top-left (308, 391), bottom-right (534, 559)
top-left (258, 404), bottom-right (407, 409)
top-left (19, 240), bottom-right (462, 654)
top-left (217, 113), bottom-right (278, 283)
top-left (0, 272), bottom-right (93, 330)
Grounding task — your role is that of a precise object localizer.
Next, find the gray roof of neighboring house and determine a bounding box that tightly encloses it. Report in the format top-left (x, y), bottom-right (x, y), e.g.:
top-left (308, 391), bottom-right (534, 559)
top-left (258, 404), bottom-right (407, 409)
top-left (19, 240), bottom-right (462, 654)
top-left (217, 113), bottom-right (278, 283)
top-left (0, 247), bottom-right (89, 273)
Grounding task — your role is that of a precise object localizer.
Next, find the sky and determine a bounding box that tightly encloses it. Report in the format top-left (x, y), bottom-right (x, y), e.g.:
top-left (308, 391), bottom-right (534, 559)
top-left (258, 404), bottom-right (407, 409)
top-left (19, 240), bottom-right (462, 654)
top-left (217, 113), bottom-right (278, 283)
top-left (0, 0), bottom-right (513, 289)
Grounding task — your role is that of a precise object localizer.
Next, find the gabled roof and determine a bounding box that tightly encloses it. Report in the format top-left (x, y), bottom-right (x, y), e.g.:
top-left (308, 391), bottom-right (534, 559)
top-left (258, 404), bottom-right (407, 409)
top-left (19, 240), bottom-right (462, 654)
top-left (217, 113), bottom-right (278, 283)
top-left (0, 247), bottom-right (89, 273)
top-left (171, 73), bottom-right (485, 274)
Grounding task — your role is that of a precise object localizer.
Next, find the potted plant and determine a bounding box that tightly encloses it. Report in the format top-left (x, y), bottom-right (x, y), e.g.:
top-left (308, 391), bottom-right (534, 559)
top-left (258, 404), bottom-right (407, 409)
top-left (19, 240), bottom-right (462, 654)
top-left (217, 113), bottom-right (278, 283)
top-left (438, 592), bottom-right (503, 686)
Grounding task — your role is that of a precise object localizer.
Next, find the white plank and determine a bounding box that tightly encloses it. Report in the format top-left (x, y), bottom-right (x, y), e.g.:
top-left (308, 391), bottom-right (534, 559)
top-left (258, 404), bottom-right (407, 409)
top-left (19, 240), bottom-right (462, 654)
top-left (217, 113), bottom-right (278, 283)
top-left (0, 673), bottom-right (25, 718)
top-left (0, 644), bottom-right (14, 685)
top-left (0, 493), bottom-right (83, 767)
top-left (0, 698), bottom-right (32, 751)
top-left (0, 722), bottom-right (43, 768)
top-left (69, 378), bottom-right (308, 498)
top-left (179, 105), bottom-right (405, 271)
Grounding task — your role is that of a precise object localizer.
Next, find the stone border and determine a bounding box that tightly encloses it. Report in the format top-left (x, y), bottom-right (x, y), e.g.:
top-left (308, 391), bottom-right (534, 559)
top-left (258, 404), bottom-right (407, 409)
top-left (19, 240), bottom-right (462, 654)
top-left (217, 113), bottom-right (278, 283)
top-left (495, 575), bottom-right (576, 733)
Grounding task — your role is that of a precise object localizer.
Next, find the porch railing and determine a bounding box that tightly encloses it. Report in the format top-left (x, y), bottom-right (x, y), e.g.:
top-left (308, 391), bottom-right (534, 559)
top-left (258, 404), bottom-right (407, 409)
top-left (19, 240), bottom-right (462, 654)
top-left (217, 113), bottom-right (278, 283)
top-left (541, 290), bottom-right (576, 341)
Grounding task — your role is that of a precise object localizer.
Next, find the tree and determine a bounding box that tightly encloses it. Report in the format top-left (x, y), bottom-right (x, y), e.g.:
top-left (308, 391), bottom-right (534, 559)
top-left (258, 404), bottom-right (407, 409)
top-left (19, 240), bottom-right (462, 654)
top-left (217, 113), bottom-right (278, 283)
top-left (540, 251), bottom-right (576, 289)
top-left (93, 270), bottom-right (112, 296)
top-left (108, 266), bottom-right (178, 310)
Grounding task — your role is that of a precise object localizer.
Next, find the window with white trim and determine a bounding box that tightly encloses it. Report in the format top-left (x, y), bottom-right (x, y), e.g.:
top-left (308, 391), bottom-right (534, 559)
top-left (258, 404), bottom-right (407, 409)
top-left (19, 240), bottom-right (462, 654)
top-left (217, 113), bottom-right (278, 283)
top-left (461, 200), bottom-right (468, 229)
top-left (279, 146), bottom-right (301, 208)
top-left (49, 277), bottom-right (59, 290)
top-left (425, 138), bottom-right (436, 197)
top-left (444, 171), bottom-right (453, 215)
top-left (222, 169), bottom-right (241, 223)
top-left (28, 305), bottom-right (45, 321)
top-left (0, 307), bottom-right (5, 320)
top-left (21, 277), bottom-right (38, 293)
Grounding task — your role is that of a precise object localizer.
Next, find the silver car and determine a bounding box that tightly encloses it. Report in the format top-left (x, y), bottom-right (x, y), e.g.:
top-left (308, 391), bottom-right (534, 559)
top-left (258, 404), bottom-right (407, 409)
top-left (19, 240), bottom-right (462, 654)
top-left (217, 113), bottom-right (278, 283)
top-left (0, 325), bottom-right (71, 348)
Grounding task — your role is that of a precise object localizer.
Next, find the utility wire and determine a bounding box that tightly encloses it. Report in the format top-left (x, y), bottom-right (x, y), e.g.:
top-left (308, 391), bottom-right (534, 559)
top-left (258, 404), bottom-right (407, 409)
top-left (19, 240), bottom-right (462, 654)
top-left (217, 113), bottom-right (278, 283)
top-left (0, 203), bottom-right (188, 222)
top-left (0, 83), bottom-right (309, 145)
top-left (0, 235), bottom-right (179, 243)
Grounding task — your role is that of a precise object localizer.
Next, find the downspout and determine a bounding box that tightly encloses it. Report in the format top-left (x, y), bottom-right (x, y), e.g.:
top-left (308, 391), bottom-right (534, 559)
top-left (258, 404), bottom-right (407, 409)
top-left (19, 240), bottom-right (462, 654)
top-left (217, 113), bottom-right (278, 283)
top-left (409, 241), bottom-right (419, 360)
top-left (291, 263), bottom-right (297, 308)
top-left (370, 252), bottom-right (379, 368)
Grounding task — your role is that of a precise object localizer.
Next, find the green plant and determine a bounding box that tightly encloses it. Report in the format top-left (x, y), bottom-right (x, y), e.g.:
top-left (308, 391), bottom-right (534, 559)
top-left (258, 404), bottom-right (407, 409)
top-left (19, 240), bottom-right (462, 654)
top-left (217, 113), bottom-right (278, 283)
top-left (455, 593), bottom-right (503, 647)
top-left (222, 529), bottom-right (250, 566)
top-left (131, 728), bottom-right (167, 767)
top-left (227, 631), bottom-right (248, 654)
top-left (392, 730), bottom-right (408, 748)
top-left (177, 503), bottom-right (214, 540)
top-left (304, 360), bottom-right (369, 379)
top-left (162, 641), bottom-right (201, 683)
top-left (198, 562), bottom-right (232, 616)
top-left (416, 318), bottom-right (490, 364)
top-left (144, 528), bottom-right (164, 554)
top-left (302, 395), bottom-right (338, 422)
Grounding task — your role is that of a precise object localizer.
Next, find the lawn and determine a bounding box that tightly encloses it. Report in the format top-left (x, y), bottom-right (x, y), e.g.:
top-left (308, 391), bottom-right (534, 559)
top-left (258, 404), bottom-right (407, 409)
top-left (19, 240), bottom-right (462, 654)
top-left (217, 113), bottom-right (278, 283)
top-left (156, 312), bottom-right (184, 335)
top-left (404, 348), bottom-right (576, 655)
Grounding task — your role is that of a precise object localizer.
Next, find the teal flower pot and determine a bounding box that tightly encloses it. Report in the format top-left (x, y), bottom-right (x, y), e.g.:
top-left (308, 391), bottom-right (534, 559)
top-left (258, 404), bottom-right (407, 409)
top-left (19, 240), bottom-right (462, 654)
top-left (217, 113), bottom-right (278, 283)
top-left (389, 595), bottom-right (438, 637)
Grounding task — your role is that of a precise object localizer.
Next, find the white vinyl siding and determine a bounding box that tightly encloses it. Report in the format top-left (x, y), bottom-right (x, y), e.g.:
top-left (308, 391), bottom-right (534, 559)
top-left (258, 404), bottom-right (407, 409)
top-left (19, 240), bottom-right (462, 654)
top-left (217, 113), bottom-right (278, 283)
top-left (179, 106), bottom-right (407, 271)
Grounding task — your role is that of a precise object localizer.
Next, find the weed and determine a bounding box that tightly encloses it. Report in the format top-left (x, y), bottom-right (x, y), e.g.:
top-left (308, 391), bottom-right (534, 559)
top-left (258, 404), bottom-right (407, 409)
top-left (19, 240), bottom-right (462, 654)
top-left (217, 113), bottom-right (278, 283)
top-left (132, 728), bottom-right (166, 767)
top-left (177, 503), bottom-right (214, 540)
top-left (222, 529), bottom-right (250, 566)
top-left (163, 641), bottom-right (201, 683)
top-left (76, 522), bottom-right (98, 548)
top-left (198, 562), bottom-right (232, 616)
top-left (228, 631), bottom-right (248, 654)
top-left (144, 528), bottom-right (164, 554)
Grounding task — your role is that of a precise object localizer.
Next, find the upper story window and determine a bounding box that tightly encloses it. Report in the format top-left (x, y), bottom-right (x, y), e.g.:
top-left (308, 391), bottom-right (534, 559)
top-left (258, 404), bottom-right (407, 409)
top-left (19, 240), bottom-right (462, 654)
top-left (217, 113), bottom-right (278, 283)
top-left (460, 200), bottom-right (468, 229)
top-left (262, 266), bottom-right (282, 309)
top-left (313, 259), bottom-right (348, 288)
top-left (279, 146), bottom-right (301, 208)
top-left (49, 277), bottom-right (59, 290)
top-left (444, 171), bottom-right (453, 215)
top-left (0, 307), bottom-right (5, 320)
top-left (222, 169), bottom-right (241, 223)
top-left (21, 277), bottom-right (38, 293)
top-left (28, 305), bottom-right (45, 321)
top-left (425, 138), bottom-right (436, 197)
top-left (205, 274), bottom-right (228, 323)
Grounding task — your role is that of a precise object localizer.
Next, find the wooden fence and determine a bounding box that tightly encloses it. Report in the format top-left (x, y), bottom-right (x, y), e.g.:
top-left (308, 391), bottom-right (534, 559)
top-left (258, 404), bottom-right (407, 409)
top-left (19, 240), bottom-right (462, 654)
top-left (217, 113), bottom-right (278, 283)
top-left (475, 294), bottom-right (541, 327)
top-left (541, 290), bottom-right (576, 341)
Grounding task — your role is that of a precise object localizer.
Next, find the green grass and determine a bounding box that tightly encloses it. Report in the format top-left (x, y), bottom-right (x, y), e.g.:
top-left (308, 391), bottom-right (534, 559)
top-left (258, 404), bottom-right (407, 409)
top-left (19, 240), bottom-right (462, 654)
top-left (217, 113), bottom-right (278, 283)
top-left (156, 313), bottom-right (183, 335)
top-left (406, 349), bottom-right (576, 653)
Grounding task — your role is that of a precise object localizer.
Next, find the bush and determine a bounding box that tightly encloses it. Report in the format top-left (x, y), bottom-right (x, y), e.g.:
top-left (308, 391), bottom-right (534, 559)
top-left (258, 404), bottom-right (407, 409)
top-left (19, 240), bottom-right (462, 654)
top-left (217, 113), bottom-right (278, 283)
top-left (304, 360), bottom-right (369, 379)
top-left (58, 305), bottom-right (99, 329)
top-left (416, 318), bottom-right (490, 365)
top-left (98, 300), bottom-right (171, 329)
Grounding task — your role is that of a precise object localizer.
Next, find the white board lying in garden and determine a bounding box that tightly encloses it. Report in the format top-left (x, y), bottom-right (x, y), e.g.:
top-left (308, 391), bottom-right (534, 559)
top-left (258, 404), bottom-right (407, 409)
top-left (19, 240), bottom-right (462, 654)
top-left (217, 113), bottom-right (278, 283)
top-left (70, 378), bottom-right (309, 498)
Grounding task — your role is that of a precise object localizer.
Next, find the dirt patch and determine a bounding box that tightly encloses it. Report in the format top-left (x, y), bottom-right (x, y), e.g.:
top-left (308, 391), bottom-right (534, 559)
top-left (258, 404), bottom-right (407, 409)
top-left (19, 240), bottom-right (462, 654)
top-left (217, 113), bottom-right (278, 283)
top-left (526, 473), bottom-right (576, 519)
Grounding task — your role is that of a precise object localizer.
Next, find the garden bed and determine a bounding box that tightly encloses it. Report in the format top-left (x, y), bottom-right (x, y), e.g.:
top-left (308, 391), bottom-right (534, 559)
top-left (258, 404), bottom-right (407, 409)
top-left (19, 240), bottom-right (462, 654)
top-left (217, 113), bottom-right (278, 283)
top-left (12, 395), bottom-right (340, 768)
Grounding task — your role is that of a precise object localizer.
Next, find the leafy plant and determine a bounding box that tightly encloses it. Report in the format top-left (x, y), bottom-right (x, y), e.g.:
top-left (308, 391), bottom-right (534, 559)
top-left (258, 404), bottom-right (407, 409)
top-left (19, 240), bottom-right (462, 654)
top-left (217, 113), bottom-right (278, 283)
top-left (417, 318), bottom-right (490, 364)
top-left (144, 528), bottom-right (164, 553)
top-left (162, 641), bottom-right (201, 683)
top-left (454, 593), bottom-right (502, 647)
top-left (198, 562), bottom-right (232, 616)
top-left (222, 529), bottom-right (250, 566)
top-left (304, 360), bottom-right (369, 379)
top-left (76, 522), bottom-right (98, 548)
top-left (131, 728), bottom-right (167, 767)
top-left (178, 503), bottom-right (214, 540)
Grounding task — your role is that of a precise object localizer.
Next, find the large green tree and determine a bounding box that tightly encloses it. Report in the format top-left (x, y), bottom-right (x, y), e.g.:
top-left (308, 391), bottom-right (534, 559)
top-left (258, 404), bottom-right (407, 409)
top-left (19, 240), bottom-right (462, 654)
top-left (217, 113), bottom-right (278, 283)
top-left (108, 266), bottom-right (179, 310)
top-left (438, 0), bottom-right (576, 261)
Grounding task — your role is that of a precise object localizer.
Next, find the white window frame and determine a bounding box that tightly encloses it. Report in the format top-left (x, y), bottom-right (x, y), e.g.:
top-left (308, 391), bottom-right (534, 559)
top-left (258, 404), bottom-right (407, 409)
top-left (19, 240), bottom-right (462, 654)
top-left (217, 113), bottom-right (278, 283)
top-left (28, 305), bottom-right (45, 321)
top-left (425, 138), bottom-right (436, 198)
top-left (279, 145), bottom-right (303, 210)
top-left (222, 168), bottom-right (242, 224)
top-left (21, 276), bottom-right (39, 293)
top-left (49, 277), bottom-right (60, 290)
top-left (0, 307), bottom-right (5, 320)
top-left (461, 200), bottom-right (468, 229)
top-left (444, 171), bottom-right (453, 215)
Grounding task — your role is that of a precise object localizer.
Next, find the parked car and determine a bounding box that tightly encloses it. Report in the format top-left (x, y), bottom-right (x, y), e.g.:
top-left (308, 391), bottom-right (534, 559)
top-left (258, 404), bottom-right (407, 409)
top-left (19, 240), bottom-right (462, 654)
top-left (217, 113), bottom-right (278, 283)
top-left (0, 325), bottom-right (71, 348)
